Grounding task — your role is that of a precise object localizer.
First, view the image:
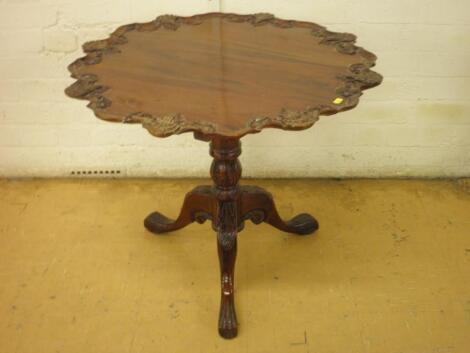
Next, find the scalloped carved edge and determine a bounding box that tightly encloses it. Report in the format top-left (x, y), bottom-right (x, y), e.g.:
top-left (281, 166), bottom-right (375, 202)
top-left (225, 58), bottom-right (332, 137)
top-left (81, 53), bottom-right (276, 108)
top-left (124, 112), bottom-right (216, 138)
top-left (65, 12), bottom-right (382, 139)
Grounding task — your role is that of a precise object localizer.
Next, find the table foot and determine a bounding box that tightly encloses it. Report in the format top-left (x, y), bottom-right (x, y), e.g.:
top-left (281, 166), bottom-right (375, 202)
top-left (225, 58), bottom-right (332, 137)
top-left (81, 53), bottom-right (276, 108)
top-left (144, 211), bottom-right (179, 233)
top-left (218, 294), bottom-right (238, 339)
top-left (285, 213), bottom-right (319, 235)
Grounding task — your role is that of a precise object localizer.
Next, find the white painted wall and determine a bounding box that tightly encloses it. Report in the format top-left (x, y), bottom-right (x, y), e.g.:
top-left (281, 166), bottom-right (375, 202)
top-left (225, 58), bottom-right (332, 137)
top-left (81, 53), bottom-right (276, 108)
top-left (0, 0), bottom-right (469, 178)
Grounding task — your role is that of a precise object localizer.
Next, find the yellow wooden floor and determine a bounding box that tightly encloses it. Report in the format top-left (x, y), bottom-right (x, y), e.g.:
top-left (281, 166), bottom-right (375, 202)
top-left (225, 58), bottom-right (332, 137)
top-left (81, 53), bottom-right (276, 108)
top-left (0, 178), bottom-right (469, 353)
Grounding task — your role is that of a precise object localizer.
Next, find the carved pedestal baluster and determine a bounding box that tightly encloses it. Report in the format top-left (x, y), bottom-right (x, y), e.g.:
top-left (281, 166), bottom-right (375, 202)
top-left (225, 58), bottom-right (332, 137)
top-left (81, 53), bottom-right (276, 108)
top-left (210, 137), bottom-right (241, 339)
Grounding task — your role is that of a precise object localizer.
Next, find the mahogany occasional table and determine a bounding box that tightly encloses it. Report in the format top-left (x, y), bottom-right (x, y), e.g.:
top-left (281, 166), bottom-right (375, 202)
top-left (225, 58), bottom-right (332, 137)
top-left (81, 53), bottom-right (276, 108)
top-left (65, 12), bottom-right (382, 339)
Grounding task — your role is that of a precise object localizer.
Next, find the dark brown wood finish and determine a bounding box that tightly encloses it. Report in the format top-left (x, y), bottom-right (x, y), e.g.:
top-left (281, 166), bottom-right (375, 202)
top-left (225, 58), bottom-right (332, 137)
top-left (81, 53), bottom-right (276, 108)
top-left (144, 138), bottom-right (318, 338)
top-left (64, 12), bottom-right (382, 339)
top-left (65, 12), bottom-right (381, 139)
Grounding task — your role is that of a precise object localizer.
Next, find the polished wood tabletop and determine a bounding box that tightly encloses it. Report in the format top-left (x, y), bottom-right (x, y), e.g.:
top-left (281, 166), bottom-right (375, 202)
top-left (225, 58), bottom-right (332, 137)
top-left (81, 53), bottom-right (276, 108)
top-left (65, 13), bottom-right (381, 139)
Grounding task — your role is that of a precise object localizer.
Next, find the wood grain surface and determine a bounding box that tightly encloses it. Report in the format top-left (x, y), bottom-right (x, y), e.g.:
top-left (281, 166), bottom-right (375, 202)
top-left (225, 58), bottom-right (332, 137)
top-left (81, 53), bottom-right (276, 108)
top-left (65, 13), bottom-right (382, 139)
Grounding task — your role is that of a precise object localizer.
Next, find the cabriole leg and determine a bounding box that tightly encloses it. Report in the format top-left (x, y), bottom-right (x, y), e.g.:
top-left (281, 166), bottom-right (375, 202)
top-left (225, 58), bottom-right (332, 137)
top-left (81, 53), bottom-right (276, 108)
top-left (210, 137), bottom-right (241, 339)
top-left (144, 185), bottom-right (215, 234)
top-left (240, 185), bottom-right (319, 235)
